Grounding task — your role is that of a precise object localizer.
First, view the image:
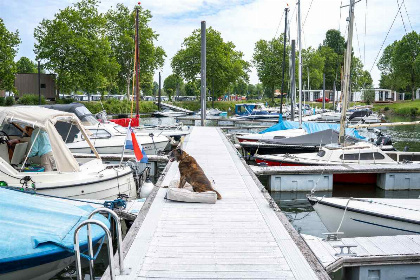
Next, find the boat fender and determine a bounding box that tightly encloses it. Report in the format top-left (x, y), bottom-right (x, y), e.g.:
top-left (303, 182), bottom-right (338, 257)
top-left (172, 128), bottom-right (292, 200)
top-left (139, 177), bottom-right (154, 198)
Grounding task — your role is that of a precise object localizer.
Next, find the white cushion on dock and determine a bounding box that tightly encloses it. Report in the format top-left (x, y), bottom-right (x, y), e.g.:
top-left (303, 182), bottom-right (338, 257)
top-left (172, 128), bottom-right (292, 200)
top-left (167, 180), bottom-right (218, 204)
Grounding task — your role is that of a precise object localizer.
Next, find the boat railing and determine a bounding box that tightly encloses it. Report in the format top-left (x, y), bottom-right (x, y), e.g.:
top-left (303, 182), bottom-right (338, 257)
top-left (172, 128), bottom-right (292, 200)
top-left (74, 207), bottom-right (129, 280)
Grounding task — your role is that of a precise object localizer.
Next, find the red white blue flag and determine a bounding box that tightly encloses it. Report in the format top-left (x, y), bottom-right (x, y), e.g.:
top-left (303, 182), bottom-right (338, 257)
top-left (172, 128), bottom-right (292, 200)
top-left (125, 125), bottom-right (148, 163)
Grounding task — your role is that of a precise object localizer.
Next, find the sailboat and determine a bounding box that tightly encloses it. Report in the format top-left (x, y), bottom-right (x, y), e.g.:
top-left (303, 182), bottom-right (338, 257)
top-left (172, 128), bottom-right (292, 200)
top-left (308, 0), bottom-right (420, 238)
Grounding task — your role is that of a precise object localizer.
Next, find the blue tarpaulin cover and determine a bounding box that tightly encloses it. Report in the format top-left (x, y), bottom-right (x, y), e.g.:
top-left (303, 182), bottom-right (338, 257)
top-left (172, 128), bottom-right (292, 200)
top-left (0, 188), bottom-right (110, 274)
top-left (259, 119), bottom-right (365, 139)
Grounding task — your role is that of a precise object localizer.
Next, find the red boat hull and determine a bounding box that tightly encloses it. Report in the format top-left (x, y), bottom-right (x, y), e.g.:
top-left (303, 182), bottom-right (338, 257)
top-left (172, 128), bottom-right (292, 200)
top-left (255, 158), bottom-right (377, 184)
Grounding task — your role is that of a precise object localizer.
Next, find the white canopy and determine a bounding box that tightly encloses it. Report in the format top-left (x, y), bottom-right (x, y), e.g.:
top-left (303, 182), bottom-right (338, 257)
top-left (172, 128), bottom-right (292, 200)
top-left (0, 106), bottom-right (98, 172)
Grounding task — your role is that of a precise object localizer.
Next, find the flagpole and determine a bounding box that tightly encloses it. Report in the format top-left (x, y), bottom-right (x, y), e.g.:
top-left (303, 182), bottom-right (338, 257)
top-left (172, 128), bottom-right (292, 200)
top-left (120, 119), bottom-right (132, 167)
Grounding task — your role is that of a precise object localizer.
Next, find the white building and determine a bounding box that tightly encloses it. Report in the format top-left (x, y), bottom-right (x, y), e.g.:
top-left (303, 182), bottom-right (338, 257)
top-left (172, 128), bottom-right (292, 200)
top-left (361, 88), bottom-right (404, 102)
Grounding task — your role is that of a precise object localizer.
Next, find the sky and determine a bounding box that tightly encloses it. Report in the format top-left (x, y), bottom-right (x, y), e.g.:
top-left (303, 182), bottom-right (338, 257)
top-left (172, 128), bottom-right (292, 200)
top-left (1, 0), bottom-right (419, 88)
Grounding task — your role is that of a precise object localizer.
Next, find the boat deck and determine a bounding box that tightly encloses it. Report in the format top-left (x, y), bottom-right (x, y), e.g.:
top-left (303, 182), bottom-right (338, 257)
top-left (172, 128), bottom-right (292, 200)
top-left (302, 234), bottom-right (420, 273)
top-left (101, 126), bottom-right (329, 279)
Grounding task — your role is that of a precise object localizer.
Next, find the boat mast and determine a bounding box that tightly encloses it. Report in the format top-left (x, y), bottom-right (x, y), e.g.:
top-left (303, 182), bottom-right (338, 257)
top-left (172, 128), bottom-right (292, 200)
top-left (298, 0), bottom-right (302, 128)
top-left (135, 4), bottom-right (140, 118)
top-left (338, 0), bottom-right (355, 145)
top-left (280, 6), bottom-right (289, 116)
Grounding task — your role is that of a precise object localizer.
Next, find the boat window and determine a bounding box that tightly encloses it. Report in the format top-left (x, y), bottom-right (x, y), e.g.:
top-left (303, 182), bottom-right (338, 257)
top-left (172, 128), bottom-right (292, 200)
top-left (339, 152), bottom-right (385, 160)
top-left (317, 150), bottom-right (326, 157)
top-left (84, 129), bottom-right (111, 139)
top-left (113, 126), bottom-right (126, 134)
top-left (74, 107), bottom-right (100, 126)
top-left (1, 123), bottom-right (24, 136)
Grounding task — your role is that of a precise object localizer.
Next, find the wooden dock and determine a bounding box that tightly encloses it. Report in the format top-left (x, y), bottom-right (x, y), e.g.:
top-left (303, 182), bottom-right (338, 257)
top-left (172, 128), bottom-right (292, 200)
top-left (101, 126), bottom-right (329, 279)
top-left (302, 234), bottom-right (420, 273)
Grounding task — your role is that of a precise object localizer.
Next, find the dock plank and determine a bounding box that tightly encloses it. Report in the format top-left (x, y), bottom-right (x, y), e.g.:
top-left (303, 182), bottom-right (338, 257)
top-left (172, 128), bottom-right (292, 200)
top-left (101, 127), bottom-right (327, 280)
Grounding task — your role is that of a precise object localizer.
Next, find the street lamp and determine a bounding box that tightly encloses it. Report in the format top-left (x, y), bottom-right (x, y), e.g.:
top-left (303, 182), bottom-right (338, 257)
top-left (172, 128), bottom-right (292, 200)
top-left (38, 61), bottom-right (41, 105)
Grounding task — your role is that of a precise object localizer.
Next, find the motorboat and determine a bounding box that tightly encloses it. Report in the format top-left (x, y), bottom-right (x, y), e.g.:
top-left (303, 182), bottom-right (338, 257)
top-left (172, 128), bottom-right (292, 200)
top-left (0, 106), bottom-right (136, 199)
top-left (152, 109), bottom-right (187, 118)
top-left (42, 104), bottom-right (171, 155)
top-left (308, 196), bottom-right (420, 237)
top-left (65, 122), bottom-right (170, 155)
top-left (234, 103), bottom-right (286, 120)
top-left (254, 142), bottom-right (398, 167)
top-left (0, 187), bottom-right (110, 280)
top-left (318, 109), bottom-right (384, 123)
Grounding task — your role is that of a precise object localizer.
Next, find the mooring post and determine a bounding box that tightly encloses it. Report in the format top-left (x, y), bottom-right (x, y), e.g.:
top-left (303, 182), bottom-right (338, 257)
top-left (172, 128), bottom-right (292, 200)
top-left (200, 21), bottom-right (207, 126)
top-left (158, 72), bottom-right (161, 111)
top-left (322, 73), bottom-right (325, 110)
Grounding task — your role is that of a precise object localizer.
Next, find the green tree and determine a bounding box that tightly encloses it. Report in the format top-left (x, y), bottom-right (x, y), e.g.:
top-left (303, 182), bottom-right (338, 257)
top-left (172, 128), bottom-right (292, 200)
top-left (301, 47), bottom-right (325, 90)
top-left (393, 31), bottom-right (420, 100)
top-left (253, 37), bottom-right (289, 101)
top-left (34, 0), bottom-right (119, 96)
top-left (152, 81), bottom-right (159, 96)
top-left (163, 74), bottom-right (183, 100)
top-left (106, 4), bottom-right (165, 95)
top-left (362, 86), bottom-right (375, 105)
top-left (247, 84), bottom-right (256, 98)
top-left (233, 79), bottom-right (247, 96)
top-left (16, 57), bottom-right (37, 73)
top-left (318, 46), bottom-right (340, 90)
top-left (322, 29), bottom-right (345, 55)
top-left (172, 27), bottom-right (249, 98)
top-left (0, 19), bottom-right (20, 91)
top-left (185, 80), bottom-right (199, 96)
top-left (351, 57), bottom-right (372, 91)
top-left (255, 83), bottom-right (263, 98)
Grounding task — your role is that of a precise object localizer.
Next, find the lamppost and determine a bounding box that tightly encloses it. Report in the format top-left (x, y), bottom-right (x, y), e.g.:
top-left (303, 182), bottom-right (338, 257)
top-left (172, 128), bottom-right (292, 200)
top-left (38, 61), bottom-right (41, 105)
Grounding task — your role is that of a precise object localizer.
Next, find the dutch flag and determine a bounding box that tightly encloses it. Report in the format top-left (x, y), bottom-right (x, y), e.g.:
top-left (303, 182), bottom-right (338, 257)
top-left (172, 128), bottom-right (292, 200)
top-left (125, 125), bottom-right (148, 163)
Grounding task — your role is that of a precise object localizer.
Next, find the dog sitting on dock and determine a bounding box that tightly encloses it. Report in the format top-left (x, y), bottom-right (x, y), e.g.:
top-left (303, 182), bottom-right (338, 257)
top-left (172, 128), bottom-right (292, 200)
top-left (168, 148), bottom-right (222, 200)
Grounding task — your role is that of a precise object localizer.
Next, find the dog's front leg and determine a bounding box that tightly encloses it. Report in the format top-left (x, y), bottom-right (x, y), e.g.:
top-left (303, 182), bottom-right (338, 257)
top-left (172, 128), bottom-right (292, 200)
top-left (178, 176), bottom-right (187, 188)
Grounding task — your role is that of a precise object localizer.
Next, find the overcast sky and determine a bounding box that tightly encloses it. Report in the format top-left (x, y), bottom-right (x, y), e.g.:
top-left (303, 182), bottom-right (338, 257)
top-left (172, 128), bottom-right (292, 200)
top-left (1, 0), bottom-right (418, 88)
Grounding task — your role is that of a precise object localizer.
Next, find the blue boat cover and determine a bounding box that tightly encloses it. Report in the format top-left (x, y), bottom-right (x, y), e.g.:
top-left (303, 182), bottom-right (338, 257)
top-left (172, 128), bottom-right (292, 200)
top-left (259, 119), bottom-right (365, 139)
top-left (0, 188), bottom-right (110, 274)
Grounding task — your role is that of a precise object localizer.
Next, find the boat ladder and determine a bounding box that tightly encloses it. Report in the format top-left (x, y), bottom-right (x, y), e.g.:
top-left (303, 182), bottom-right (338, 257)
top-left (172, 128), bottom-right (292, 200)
top-left (73, 207), bottom-right (131, 280)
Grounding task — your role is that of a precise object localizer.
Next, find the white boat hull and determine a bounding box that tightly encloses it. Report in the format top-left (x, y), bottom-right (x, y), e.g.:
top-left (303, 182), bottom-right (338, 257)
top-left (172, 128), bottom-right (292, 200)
top-left (309, 196), bottom-right (420, 237)
top-left (0, 159), bottom-right (136, 200)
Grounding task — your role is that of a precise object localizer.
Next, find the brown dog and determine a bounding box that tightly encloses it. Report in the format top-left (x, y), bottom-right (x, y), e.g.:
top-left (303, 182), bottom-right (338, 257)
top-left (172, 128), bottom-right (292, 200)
top-left (168, 148), bottom-right (222, 200)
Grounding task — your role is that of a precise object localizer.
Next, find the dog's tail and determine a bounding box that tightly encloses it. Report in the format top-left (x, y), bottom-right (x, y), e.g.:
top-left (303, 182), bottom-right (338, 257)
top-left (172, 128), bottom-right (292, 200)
top-left (215, 190), bottom-right (222, 200)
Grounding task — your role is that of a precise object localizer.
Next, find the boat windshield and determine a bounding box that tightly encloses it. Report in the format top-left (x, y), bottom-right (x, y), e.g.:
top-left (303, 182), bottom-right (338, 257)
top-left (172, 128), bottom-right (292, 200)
top-left (74, 106), bottom-right (99, 126)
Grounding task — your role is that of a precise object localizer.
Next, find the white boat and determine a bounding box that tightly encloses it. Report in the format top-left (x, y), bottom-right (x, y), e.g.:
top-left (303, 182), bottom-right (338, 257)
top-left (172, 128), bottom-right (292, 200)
top-left (66, 122), bottom-right (170, 155)
top-left (0, 106), bottom-right (136, 199)
top-left (236, 128), bottom-right (307, 142)
top-left (255, 142), bottom-right (400, 167)
top-left (43, 104), bottom-right (171, 155)
top-left (308, 196), bottom-right (420, 237)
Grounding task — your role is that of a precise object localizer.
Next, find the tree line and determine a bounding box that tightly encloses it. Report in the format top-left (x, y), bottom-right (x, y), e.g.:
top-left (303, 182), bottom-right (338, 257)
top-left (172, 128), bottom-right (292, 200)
top-left (1, 0), bottom-right (418, 102)
top-left (378, 31), bottom-right (420, 100)
top-left (0, 0), bottom-right (165, 97)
